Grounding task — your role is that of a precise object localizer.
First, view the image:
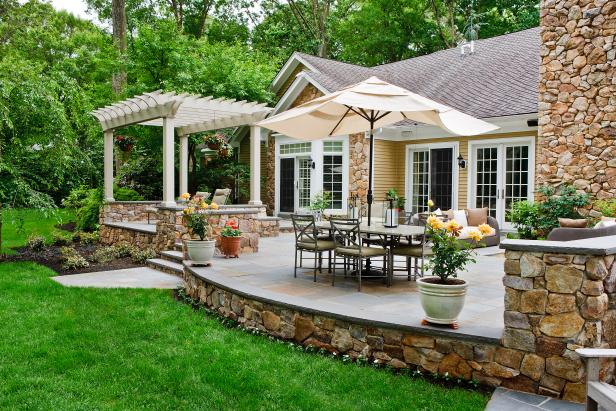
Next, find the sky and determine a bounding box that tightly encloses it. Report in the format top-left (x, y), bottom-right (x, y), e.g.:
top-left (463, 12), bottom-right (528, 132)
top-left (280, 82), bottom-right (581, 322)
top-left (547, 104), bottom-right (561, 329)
top-left (50, 0), bottom-right (91, 20)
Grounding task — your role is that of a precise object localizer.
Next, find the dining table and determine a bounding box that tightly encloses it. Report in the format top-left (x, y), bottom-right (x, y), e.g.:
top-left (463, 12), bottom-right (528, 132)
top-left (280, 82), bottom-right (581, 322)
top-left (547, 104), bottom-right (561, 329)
top-left (315, 221), bottom-right (426, 281)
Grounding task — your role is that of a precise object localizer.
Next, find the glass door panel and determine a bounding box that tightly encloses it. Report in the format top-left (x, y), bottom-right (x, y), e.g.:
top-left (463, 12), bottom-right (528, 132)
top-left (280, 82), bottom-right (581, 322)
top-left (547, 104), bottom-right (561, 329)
top-left (474, 147), bottom-right (499, 218)
top-left (279, 158), bottom-right (295, 212)
top-left (297, 157), bottom-right (312, 209)
top-left (410, 150), bottom-right (430, 214)
top-left (323, 155), bottom-right (343, 210)
top-left (504, 145), bottom-right (530, 224)
top-left (430, 148), bottom-right (454, 211)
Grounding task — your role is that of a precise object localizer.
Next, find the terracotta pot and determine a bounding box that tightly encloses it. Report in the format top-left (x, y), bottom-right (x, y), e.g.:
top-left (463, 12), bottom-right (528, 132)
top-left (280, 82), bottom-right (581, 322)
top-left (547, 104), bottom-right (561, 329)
top-left (220, 236), bottom-right (241, 258)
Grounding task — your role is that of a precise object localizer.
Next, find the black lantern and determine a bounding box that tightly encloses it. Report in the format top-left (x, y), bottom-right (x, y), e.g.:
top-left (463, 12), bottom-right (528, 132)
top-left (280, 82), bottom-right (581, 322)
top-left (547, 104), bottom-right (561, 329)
top-left (457, 154), bottom-right (467, 169)
top-left (383, 198), bottom-right (399, 228)
top-left (347, 193), bottom-right (362, 222)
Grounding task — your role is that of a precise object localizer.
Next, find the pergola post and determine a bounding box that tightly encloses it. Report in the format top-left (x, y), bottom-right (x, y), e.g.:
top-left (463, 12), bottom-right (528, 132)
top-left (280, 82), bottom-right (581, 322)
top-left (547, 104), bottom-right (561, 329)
top-left (162, 116), bottom-right (176, 207)
top-left (249, 125), bottom-right (262, 205)
top-left (103, 129), bottom-right (115, 202)
top-left (179, 135), bottom-right (189, 197)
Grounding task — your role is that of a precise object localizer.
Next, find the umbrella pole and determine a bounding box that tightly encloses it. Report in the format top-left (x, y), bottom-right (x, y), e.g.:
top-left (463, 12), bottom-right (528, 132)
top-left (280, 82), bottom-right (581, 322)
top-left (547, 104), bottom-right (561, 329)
top-left (367, 118), bottom-right (375, 226)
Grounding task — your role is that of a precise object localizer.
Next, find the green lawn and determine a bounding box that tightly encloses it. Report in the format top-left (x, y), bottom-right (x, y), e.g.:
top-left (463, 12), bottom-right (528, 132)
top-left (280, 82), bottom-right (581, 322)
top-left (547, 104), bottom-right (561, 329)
top-left (0, 262), bottom-right (488, 410)
top-left (1, 208), bottom-right (75, 254)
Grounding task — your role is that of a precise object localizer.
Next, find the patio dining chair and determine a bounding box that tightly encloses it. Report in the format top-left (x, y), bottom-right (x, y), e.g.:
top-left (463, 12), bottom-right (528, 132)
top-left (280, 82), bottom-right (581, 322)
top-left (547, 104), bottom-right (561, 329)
top-left (211, 188), bottom-right (231, 205)
top-left (330, 219), bottom-right (388, 291)
top-left (291, 214), bottom-right (336, 282)
top-left (389, 214), bottom-right (433, 283)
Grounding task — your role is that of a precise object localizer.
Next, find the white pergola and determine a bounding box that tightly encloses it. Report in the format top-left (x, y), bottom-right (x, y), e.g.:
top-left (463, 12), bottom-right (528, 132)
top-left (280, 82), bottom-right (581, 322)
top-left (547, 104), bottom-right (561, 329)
top-left (92, 91), bottom-right (272, 207)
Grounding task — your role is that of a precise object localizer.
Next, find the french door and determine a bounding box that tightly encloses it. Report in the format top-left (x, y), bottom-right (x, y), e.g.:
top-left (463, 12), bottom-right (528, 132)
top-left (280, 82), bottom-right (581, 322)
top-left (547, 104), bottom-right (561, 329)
top-left (407, 145), bottom-right (456, 214)
top-left (472, 141), bottom-right (532, 229)
top-left (296, 157), bottom-right (312, 210)
top-left (279, 158), bottom-right (295, 212)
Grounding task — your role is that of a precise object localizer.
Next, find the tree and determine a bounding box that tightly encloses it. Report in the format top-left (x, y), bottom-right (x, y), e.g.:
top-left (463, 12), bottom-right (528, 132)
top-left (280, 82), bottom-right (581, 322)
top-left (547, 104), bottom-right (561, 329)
top-left (112, 0), bottom-right (127, 95)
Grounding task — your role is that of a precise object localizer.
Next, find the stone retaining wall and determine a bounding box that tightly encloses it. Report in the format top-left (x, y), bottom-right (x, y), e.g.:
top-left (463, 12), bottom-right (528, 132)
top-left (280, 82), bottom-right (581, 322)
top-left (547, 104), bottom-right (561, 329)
top-left (99, 224), bottom-right (156, 248)
top-left (182, 268), bottom-right (509, 388)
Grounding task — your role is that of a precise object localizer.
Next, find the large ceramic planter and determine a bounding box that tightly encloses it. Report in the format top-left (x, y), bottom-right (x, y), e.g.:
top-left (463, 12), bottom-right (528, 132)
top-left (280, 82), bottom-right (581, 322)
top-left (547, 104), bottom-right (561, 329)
top-left (417, 276), bottom-right (468, 328)
top-left (220, 236), bottom-right (241, 258)
top-left (185, 239), bottom-right (216, 266)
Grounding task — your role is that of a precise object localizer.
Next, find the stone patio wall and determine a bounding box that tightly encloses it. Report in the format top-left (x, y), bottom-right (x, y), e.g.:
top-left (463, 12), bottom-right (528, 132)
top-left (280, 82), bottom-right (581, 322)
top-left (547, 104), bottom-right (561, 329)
top-left (349, 133), bottom-right (369, 202)
top-left (537, 0), bottom-right (616, 204)
top-left (99, 201), bottom-right (160, 224)
top-left (155, 206), bottom-right (273, 253)
top-left (99, 224), bottom-right (156, 248)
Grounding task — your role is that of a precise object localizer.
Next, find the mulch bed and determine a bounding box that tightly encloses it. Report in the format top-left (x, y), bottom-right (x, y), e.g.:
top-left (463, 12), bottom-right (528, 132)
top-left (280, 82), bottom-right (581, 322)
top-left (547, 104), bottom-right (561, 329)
top-left (1, 243), bottom-right (140, 276)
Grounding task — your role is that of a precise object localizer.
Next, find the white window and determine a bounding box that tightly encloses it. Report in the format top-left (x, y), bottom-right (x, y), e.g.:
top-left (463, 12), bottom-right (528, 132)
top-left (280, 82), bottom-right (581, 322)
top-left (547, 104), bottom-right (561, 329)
top-left (279, 142), bottom-right (311, 155)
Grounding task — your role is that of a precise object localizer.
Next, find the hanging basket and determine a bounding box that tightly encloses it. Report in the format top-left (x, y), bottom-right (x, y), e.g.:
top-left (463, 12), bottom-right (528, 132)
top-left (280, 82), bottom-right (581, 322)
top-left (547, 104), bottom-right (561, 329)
top-left (207, 142), bottom-right (221, 151)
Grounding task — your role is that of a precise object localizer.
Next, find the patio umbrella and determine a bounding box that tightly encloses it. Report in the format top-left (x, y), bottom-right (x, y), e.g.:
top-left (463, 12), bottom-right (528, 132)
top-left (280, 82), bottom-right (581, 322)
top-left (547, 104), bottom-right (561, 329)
top-left (258, 76), bottom-right (499, 224)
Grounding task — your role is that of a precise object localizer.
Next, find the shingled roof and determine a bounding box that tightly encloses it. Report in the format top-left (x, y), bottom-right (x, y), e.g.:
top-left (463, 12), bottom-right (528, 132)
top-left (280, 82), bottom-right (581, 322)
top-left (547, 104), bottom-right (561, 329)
top-left (294, 27), bottom-right (540, 119)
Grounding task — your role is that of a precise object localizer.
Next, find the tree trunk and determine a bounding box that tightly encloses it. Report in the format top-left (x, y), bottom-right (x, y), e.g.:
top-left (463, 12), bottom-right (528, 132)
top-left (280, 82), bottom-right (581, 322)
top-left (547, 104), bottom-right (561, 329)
top-left (112, 0), bottom-right (127, 95)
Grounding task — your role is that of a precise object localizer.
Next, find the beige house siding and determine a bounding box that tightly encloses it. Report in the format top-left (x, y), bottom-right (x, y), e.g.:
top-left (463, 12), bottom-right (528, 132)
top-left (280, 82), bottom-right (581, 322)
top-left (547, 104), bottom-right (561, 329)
top-left (378, 131), bottom-right (538, 210)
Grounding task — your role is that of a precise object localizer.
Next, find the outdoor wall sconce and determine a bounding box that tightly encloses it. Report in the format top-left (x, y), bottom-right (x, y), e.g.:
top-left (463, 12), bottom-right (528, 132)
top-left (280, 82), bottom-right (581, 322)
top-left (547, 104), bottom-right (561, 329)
top-left (457, 154), bottom-right (467, 169)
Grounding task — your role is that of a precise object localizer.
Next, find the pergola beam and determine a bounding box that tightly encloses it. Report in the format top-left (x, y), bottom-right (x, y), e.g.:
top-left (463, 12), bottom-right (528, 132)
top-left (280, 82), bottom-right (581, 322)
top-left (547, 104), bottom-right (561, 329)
top-left (91, 90), bottom-right (273, 207)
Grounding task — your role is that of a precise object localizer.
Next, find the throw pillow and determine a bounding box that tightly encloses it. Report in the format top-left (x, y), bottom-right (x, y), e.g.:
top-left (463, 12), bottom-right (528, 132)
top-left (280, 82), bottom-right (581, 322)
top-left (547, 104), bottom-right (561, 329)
top-left (467, 207), bottom-right (488, 226)
top-left (452, 209), bottom-right (469, 227)
top-left (434, 208), bottom-right (443, 216)
top-left (444, 209), bottom-right (454, 220)
top-left (558, 218), bottom-right (588, 228)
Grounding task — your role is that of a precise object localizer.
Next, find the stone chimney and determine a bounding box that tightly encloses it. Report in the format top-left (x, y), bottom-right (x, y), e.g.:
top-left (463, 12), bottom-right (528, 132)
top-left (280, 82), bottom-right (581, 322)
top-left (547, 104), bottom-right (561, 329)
top-left (537, 0), bottom-right (615, 204)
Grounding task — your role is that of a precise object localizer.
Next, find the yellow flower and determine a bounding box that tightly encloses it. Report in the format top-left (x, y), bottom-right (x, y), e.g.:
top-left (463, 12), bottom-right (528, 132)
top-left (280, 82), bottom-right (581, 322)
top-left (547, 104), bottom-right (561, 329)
top-left (478, 223), bottom-right (494, 236)
top-left (182, 206), bottom-right (194, 215)
top-left (468, 229), bottom-right (483, 242)
top-left (427, 199), bottom-right (434, 208)
top-left (180, 192), bottom-right (191, 200)
top-left (210, 202), bottom-right (219, 210)
top-left (426, 215), bottom-right (444, 230)
top-left (445, 219), bottom-right (461, 233)
top-left (199, 201), bottom-right (209, 209)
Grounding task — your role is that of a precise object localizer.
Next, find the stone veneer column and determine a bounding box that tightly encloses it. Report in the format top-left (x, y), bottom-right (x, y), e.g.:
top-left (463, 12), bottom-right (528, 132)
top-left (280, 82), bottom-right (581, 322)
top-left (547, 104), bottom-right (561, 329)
top-left (502, 248), bottom-right (616, 401)
top-left (538, 0), bottom-right (615, 204)
top-left (349, 133), bottom-right (369, 203)
top-left (265, 134), bottom-right (275, 214)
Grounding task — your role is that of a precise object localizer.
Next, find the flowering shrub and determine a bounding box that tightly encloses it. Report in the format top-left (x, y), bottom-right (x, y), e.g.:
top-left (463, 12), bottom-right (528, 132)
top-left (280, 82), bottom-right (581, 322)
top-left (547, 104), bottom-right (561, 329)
top-left (425, 215), bottom-right (482, 284)
top-left (181, 193), bottom-right (219, 240)
top-left (220, 220), bottom-right (241, 237)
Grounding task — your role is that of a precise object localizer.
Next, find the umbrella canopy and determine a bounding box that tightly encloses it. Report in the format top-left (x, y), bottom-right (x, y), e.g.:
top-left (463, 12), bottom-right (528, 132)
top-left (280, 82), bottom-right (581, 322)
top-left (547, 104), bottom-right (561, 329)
top-left (257, 76), bottom-right (499, 224)
top-left (258, 76), bottom-right (499, 138)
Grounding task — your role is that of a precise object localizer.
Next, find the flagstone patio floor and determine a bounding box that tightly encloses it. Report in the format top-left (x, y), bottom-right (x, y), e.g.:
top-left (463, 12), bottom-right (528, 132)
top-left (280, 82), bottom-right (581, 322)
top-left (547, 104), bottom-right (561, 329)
top-left (192, 233), bottom-right (506, 341)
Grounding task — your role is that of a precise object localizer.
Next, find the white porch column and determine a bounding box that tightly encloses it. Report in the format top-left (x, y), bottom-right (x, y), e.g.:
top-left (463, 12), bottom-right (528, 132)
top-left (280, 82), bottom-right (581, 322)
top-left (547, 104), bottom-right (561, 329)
top-left (103, 129), bottom-right (115, 202)
top-left (162, 116), bottom-right (176, 207)
top-left (179, 135), bottom-right (189, 197)
top-left (249, 125), bottom-right (262, 205)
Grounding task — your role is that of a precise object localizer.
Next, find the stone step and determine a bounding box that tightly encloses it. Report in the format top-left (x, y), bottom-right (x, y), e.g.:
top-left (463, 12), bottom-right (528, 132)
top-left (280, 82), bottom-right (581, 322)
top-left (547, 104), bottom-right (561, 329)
top-left (174, 241), bottom-right (183, 251)
top-left (146, 258), bottom-right (183, 276)
top-left (160, 250), bottom-right (183, 263)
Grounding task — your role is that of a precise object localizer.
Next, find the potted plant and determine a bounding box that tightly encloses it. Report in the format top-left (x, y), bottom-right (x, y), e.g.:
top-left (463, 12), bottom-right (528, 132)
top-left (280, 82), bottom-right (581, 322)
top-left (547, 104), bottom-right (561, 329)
top-left (182, 193), bottom-right (217, 266)
top-left (417, 215), bottom-right (491, 328)
top-left (115, 135), bottom-right (135, 152)
top-left (218, 143), bottom-right (233, 158)
top-left (219, 220), bottom-right (242, 258)
top-left (204, 134), bottom-right (225, 151)
top-left (308, 191), bottom-right (332, 221)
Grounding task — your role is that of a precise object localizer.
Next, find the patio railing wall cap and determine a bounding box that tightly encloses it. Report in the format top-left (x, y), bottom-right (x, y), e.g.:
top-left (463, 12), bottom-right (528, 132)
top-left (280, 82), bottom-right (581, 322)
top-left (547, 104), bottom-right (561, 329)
top-left (104, 200), bottom-right (162, 205)
top-left (156, 205), bottom-right (260, 215)
top-left (500, 235), bottom-right (616, 256)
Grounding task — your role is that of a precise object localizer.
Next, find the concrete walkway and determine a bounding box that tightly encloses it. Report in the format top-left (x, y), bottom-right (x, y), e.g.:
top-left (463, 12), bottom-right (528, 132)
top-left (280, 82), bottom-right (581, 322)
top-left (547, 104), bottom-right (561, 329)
top-left (486, 388), bottom-right (584, 411)
top-left (52, 267), bottom-right (183, 289)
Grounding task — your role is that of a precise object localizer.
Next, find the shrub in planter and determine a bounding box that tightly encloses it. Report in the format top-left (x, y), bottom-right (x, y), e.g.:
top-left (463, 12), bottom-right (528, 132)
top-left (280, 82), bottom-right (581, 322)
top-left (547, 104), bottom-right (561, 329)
top-left (182, 194), bottom-right (217, 265)
top-left (60, 247), bottom-right (89, 270)
top-left (418, 216), bottom-right (488, 327)
top-left (220, 220), bottom-right (242, 258)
